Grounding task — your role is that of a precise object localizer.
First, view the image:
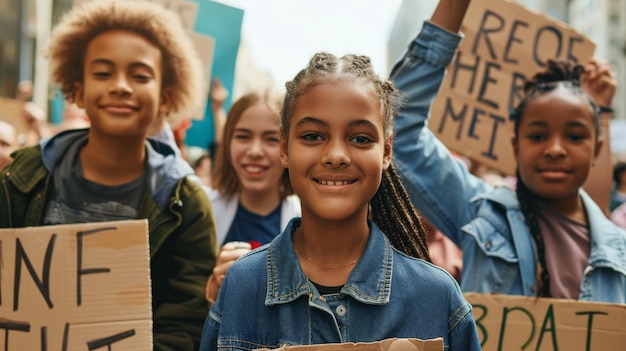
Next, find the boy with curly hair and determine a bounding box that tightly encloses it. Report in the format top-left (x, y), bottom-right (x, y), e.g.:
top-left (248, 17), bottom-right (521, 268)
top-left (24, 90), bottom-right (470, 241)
top-left (0, 1), bottom-right (217, 350)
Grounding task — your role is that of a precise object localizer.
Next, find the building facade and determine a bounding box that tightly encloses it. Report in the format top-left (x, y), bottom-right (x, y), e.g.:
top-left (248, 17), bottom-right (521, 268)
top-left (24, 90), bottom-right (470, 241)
top-left (0, 0), bottom-right (34, 98)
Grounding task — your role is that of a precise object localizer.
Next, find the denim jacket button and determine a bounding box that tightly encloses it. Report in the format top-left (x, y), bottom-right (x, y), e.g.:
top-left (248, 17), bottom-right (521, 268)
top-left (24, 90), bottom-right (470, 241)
top-left (335, 305), bottom-right (347, 317)
top-left (485, 241), bottom-right (492, 249)
top-left (530, 285), bottom-right (537, 292)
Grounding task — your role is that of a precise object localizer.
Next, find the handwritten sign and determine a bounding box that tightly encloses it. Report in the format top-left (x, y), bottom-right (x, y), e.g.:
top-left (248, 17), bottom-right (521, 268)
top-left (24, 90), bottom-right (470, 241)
top-left (430, 0), bottom-right (595, 175)
top-left (0, 97), bottom-right (39, 146)
top-left (465, 293), bottom-right (626, 350)
top-left (0, 220), bottom-right (151, 350)
top-left (264, 338), bottom-right (444, 351)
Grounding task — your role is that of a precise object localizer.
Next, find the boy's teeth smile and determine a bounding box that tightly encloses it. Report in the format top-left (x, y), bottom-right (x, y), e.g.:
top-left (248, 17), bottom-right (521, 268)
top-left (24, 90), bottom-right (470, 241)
top-left (317, 179), bottom-right (353, 186)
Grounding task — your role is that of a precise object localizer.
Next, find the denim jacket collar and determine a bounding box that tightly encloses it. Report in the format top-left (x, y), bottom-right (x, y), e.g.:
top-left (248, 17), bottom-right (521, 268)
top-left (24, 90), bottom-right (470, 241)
top-left (473, 186), bottom-right (626, 276)
top-left (265, 218), bottom-right (393, 306)
top-left (470, 185), bottom-right (516, 209)
top-left (583, 192), bottom-right (626, 275)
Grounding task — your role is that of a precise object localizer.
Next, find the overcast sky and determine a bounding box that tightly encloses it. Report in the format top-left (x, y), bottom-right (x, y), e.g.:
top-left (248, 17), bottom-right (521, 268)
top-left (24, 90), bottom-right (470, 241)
top-left (219, 0), bottom-right (404, 88)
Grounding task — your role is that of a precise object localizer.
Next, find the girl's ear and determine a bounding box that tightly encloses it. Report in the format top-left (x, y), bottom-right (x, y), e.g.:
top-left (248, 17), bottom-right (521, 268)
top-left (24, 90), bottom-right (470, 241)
top-left (593, 138), bottom-right (604, 160)
top-left (74, 82), bottom-right (85, 108)
top-left (159, 87), bottom-right (173, 115)
top-left (280, 134), bottom-right (289, 169)
top-left (382, 136), bottom-right (393, 169)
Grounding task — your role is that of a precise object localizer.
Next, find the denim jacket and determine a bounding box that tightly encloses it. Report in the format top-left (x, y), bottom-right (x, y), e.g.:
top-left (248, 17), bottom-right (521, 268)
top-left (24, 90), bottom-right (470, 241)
top-left (200, 218), bottom-right (481, 351)
top-left (390, 23), bottom-right (626, 304)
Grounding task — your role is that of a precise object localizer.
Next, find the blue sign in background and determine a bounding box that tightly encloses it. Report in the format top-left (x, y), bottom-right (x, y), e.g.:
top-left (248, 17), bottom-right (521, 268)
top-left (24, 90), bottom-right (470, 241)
top-left (186, 0), bottom-right (243, 150)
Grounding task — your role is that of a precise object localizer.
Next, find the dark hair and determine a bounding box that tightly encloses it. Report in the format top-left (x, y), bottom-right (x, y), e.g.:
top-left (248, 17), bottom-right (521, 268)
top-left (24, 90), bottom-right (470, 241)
top-left (614, 162), bottom-right (626, 185)
top-left (511, 59), bottom-right (599, 297)
top-left (212, 90), bottom-right (294, 198)
top-left (511, 60), bottom-right (600, 139)
top-left (281, 52), bottom-right (430, 261)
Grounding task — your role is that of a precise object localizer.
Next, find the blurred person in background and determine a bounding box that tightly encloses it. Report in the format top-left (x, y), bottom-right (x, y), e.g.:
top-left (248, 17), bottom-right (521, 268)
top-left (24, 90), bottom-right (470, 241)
top-left (612, 202), bottom-right (626, 229)
top-left (611, 162), bottom-right (626, 212)
top-left (204, 89), bottom-right (300, 304)
top-left (193, 153), bottom-right (213, 187)
top-left (0, 120), bottom-right (18, 170)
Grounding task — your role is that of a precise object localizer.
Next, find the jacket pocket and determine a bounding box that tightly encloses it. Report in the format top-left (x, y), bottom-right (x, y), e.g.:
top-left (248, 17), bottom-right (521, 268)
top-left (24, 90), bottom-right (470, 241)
top-left (462, 216), bottom-right (517, 263)
top-left (461, 216), bottom-right (522, 294)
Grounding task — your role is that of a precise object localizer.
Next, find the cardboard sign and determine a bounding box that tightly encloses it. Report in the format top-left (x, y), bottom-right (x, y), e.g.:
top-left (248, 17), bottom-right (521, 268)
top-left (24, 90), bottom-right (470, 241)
top-left (0, 97), bottom-right (26, 133)
top-left (430, 0), bottom-right (595, 175)
top-left (465, 293), bottom-right (626, 350)
top-left (0, 97), bottom-right (38, 146)
top-left (263, 338), bottom-right (444, 351)
top-left (0, 220), bottom-right (152, 350)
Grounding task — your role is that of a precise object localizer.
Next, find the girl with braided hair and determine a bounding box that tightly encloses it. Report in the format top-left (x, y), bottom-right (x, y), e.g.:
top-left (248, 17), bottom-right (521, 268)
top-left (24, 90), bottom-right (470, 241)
top-left (200, 1), bottom-right (480, 350)
top-left (393, 52), bottom-right (626, 303)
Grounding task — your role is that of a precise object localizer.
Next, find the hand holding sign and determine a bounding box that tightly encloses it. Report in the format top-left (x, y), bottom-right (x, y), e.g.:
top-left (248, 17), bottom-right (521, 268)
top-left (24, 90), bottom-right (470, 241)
top-left (581, 59), bottom-right (617, 108)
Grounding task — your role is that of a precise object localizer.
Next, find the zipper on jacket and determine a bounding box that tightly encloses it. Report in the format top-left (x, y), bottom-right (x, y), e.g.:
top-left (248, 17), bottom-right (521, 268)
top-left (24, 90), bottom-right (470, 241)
top-left (151, 198), bottom-right (183, 232)
top-left (2, 177), bottom-right (13, 227)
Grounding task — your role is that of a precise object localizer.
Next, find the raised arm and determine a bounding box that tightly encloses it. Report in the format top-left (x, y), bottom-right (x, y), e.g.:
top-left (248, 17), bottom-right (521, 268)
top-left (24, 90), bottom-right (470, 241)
top-left (391, 0), bottom-right (489, 245)
top-left (210, 78), bottom-right (229, 148)
top-left (581, 58), bottom-right (617, 217)
top-left (430, 0), bottom-right (471, 33)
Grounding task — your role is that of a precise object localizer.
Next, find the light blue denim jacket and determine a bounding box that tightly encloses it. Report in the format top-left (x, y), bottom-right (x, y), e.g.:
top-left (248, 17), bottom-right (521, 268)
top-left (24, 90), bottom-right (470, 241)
top-left (200, 218), bottom-right (481, 351)
top-left (391, 23), bottom-right (626, 304)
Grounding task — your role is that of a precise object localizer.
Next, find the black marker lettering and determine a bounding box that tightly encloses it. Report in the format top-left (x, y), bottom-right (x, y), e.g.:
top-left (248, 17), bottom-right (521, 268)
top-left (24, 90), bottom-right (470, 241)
top-left (13, 235), bottom-right (56, 311)
top-left (498, 306), bottom-right (535, 350)
top-left (86, 329), bottom-right (136, 350)
top-left (472, 10), bottom-right (505, 60)
top-left (536, 304), bottom-right (558, 350)
top-left (438, 98), bottom-right (468, 140)
top-left (76, 227), bottom-right (116, 306)
top-left (0, 319), bottom-right (30, 351)
top-left (533, 26), bottom-right (563, 67)
top-left (481, 113), bottom-right (506, 161)
top-left (503, 20), bottom-right (529, 64)
top-left (449, 52), bottom-right (480, 94)
top-left (576, 311), bottom-right (608, 351)
top-left (477, 62), bottom-right (500, 109)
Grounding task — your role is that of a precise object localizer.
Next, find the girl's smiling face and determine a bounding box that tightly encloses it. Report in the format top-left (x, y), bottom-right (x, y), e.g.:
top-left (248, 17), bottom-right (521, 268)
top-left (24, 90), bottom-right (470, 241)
top-left (513, 86), bottom-right (602, 206)
top-left (281, 79), bottom-right (392, 222)
top-left (230, 102), bottom-right (284, 196)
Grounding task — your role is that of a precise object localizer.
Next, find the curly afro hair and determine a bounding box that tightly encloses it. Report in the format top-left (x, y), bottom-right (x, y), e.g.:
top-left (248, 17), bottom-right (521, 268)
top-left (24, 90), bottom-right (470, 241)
top-left (47, 0), bottom-right (204, 119)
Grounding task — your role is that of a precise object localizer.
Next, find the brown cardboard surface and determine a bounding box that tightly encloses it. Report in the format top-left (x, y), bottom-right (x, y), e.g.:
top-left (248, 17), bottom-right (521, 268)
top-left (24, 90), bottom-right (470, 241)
top-left (0, 220), bottom-right (152, 350)
top-left (0, 97), bottom-right (26, 132)
top-left (465, 293), bottom-right (626, 350)
top-left (0, 96), bottom-right (39, 146)
top-left (430, 0), bottom-right (595, 175)
top-left (262, 338), bottom-right (444, 351)
top-left (187, 32), bottom-right (215, 122)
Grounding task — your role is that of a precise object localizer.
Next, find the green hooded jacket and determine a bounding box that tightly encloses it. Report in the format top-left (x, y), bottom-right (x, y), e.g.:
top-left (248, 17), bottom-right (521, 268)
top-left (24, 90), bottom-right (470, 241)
top-left (1, 130), bottom-right (217, 350)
